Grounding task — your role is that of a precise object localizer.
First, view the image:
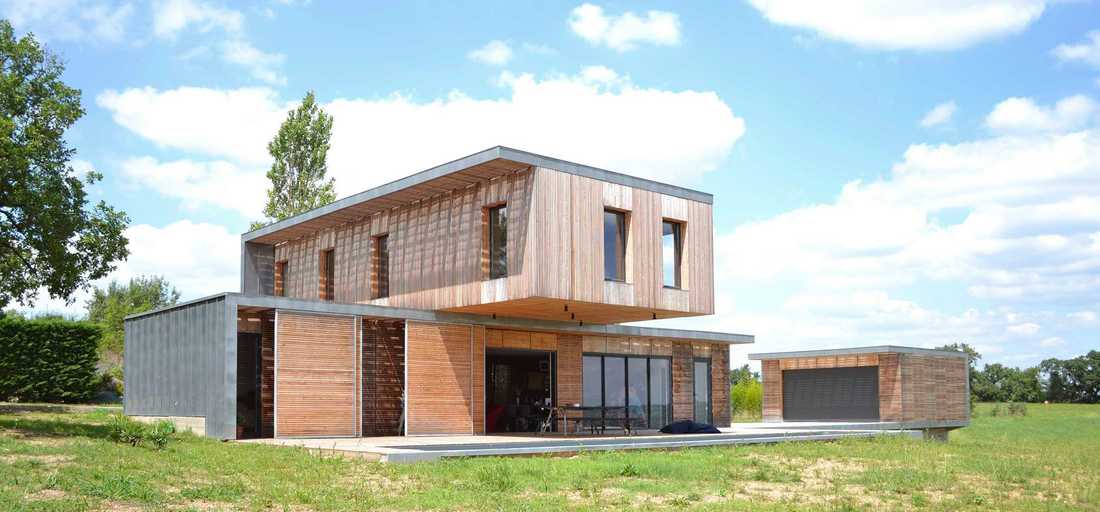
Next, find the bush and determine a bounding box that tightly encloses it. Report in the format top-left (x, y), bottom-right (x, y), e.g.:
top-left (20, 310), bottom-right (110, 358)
top-left (0, 317), bottom-right (100, 402)
top-left (731, 378), bottom-right (763, 419)
top-left (147, 420), bottom-right (175, 450)
top-left (1007, 402), bottom-right (1027, 416)
top-left (107, 415), bottom-right (174, 450)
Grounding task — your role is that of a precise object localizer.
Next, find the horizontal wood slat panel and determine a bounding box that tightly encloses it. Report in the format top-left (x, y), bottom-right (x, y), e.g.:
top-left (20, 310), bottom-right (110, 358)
top-left (276, 312), bottom-right (357, 437)
top-left (405, 321), bottom-right (477, 435)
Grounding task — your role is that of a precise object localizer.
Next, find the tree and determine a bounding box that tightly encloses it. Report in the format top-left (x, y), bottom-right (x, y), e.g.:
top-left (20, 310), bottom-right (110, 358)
top-left (86, 276), bottom-right (179, 357)
top-left (1040, 352), bottom-right (1100, 403)
top-left (0, 21), bottom-right (129, 309)
top-left (937, 342), bottom-right (981, 402)
top-left (251, 90), bottom-right (335, 230)
top-left (729, 364), bottom-right (759, 385)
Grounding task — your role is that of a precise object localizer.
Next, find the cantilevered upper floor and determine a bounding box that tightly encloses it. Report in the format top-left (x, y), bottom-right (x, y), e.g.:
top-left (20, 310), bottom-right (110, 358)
top-left (241, 147), bottom-right (715, 324)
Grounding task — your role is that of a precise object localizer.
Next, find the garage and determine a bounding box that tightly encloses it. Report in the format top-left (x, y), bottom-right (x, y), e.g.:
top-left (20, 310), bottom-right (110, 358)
top-left (782, 366), bottom-right (879, 421)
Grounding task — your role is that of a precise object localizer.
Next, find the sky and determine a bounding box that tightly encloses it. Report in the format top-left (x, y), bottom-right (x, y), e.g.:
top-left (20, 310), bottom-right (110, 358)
top-left (5, 0), bottom-right (1100, 369)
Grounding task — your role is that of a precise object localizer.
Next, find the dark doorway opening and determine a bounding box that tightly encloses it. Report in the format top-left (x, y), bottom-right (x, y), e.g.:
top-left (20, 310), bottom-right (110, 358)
top-left (485, 349), bottom-right (555, 433)
top-left (236, 332), bottom-right (262, 439)
top-left (782, 366), bottom-right (880, 421)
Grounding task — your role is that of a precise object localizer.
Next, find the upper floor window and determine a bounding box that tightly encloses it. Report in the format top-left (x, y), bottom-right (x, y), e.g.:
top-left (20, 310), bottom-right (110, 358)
top-left (603, 209), bottom-right (627, 281)
top-left (488, 205), bottom-right (508, 279)
top-left (372, 234), bottom-right (389, 299)
top-left (662, 220), bottom-right (683, 288)
top-left (320, 249), bottom-right (335, 301)
top-left (274, 260), bottom-right (287, 297)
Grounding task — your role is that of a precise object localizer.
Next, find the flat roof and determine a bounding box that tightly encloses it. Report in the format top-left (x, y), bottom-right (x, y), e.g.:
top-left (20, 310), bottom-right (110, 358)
top-left (126, 292), bottom-right (753, 345)
top-left (747, 345), bottom-right (968, 360)
top-left (242, 146), bottom-right (714, 244)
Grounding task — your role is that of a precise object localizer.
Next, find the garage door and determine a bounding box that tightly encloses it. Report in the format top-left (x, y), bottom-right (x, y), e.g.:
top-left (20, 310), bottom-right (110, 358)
top-left (782, 367), bottom-right (879, 421)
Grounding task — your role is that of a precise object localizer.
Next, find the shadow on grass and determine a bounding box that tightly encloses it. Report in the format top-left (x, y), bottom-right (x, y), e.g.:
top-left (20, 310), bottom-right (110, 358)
top-left (0, 416), bottom-right (114, 441)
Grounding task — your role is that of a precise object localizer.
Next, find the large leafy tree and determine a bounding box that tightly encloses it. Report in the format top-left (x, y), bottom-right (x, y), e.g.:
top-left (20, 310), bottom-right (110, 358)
top-left (86, 276), bottom-right (179, 357)
top-left (0, 21), bottom-right (129, 308)
top-left (251, 90), bottom-right (335, 230)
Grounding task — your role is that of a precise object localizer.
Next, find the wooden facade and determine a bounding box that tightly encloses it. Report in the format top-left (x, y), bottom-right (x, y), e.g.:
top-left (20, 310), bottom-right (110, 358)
top-left (274, 312), bottom-right (359, 437)
top-left (758, 350), bottom-right (968, 425)
top-left (268, 166), bottom-right (713, 325)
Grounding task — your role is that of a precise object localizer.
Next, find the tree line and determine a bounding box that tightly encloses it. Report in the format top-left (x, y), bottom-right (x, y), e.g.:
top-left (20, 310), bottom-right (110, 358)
top-left (938, 343), bottom-right (1099, 404)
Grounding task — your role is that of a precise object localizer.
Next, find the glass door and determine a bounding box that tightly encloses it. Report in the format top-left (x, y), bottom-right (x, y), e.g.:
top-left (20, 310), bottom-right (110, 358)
top-left (693, 359), bottom-right (712, 424)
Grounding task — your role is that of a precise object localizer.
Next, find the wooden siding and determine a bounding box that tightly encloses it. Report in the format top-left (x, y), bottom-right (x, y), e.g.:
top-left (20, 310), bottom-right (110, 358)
top-left (710, 346), bottom-right (730, 426)
top-left (672, 343), bottom-right (694, 422)
top-left (761, 360), bottom-right (782, 422)
top-left (405, 321), bottom-right (481, 435)
top-left (275, 312), bottom-right (358, 437)
top-left (270, 166), bottom-right (714, 324)
top-left (361, 319), bottom-right (405, 436)
top-left (879, 353), bottom-right (902, 421)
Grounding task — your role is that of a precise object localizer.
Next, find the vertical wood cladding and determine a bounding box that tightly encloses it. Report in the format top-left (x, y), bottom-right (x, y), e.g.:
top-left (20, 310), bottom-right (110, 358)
top-left (275, 312), bottom-right (358, 437)
top-left (672, 343), bottom-right (694, 421)
top-left (557, 334), bottom-right (583, 407)
top-left (760, 352), bottom-right (968, 424)
top-left (761, 360), bottom-right (782, 422)
top-left (405, 321), bottom-right (479, 435)
top-left (271, 165), bottom-right (714, 323)
top-left (361, 319), bottom-right (404, 436)
top-left (260, 314), bottom-right (274, 437)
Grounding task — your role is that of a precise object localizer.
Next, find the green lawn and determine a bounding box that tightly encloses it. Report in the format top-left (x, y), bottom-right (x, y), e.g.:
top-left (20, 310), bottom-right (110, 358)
top-left (1, 404), bottom-right (1098, 511)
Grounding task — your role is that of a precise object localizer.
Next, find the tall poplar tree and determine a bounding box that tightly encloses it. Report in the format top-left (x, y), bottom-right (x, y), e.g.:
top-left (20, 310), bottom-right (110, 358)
top-left (251, 90), bottom-right (336, 230)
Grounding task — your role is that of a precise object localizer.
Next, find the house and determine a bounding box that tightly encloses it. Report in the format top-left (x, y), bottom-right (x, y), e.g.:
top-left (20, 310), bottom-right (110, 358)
top-left (124, 147), bottom-right (753, 439)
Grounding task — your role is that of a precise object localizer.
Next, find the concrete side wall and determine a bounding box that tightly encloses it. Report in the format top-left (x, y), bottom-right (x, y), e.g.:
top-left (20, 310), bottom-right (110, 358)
top-left (124, 296), bottom-right (235, 439)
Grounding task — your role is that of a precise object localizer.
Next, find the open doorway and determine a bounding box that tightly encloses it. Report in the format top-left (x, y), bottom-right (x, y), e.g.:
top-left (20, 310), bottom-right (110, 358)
top-left (235, 332), bottom-right (262, 439)
top-left (485, 349), bottom-right (555, 433)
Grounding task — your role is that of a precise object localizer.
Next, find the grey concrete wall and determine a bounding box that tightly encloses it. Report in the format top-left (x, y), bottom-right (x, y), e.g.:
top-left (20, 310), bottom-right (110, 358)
top-left (241, 241), bottom-right (274, 295)
top-left (124, 295), bottom-right (236, 439)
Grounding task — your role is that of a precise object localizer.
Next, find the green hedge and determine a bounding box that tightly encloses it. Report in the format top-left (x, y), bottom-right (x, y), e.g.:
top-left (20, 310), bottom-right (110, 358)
top-left (0, 317), bottom-right (100, 403)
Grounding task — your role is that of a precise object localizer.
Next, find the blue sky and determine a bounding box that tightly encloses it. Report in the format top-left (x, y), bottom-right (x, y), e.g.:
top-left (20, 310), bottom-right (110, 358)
top-left (6, 0), bottom-right (1100, 368)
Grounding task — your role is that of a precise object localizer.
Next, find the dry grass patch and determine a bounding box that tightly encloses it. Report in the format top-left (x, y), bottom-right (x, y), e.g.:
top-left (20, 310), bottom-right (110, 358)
top-left (25, 488), bottom-right (69, 501)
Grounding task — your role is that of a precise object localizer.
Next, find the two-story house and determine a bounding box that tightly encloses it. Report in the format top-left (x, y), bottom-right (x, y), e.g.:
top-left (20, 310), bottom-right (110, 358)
top-left (123, 147), bottom-right (754, 440)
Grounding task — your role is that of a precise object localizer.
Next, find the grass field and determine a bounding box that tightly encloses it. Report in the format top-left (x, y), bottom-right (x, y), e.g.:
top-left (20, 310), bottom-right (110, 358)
top-left (1, 404), bottom-right (1098, 511)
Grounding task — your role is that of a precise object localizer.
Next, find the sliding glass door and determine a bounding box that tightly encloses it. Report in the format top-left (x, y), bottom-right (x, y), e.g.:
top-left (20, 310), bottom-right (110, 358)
top-left (582, 354), bottom-right (673, 429)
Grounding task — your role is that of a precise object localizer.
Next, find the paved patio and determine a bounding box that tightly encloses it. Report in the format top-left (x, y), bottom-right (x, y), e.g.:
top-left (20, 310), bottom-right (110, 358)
top-left (243, 422), bottom-right (918, 463)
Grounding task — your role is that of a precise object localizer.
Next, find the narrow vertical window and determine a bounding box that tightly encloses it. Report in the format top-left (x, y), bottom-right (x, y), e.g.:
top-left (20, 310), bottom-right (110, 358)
top-left (662, 220), bottom-right (683, 288)
top-left (372, 235), bottom-right (389, 299)
top-left (488, 205), bottom-right (508, 279)
top-left (274, 261), bottom-right (287, 297)
top-left (603, 209), bottom-right (626, 281)
top-left (693, 359), bottom-right (712, 424)
top-left (320, 249), bottom-right (334, 301)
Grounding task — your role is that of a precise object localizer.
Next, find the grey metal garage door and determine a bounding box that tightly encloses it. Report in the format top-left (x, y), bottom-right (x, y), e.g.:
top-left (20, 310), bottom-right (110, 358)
top-left (782, 367), bottom-right (879, 421)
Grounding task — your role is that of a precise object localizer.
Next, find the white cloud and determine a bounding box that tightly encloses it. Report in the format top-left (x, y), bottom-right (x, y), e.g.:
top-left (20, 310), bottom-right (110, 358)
top-left (0, 0), bottom-right (134, 43)
top-left (1007, 322), bottom-right (1041, 336)
top-left (96, 86), bottom-right (289, 166)
top-left (986, 95), bottom-right (1099, 133)
top-left (220, 39), bottom-right (286, 85)
top-left (16, 220), bottom-right (240, 317)
top-left (1053, 31), bottom-right (1100, 69)
top-left (920, 101), bottom-right (957, 128)
top-left (467, 40), bottom-right (513, 66)
top-left (522, 42), bottom-right (557, 56)
top-left (120, 156), bottom-right (267, 217)
top-left (152, 0), bottom-right (243, 39)
top-left (568, 3), bottom-right (681, 52)
top-left (1039, 336), bottom-right (1064, 347)
top-left (746, 0), bottom-right (1046, 51)
top-left (97, 67), bottom-right (745, 200)
top-left (1067, 310), bottom-right (1097, 323)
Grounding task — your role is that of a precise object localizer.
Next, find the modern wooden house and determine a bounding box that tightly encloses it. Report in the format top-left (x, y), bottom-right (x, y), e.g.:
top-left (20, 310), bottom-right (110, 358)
top-left (124, 147), bottom-right (752, 440)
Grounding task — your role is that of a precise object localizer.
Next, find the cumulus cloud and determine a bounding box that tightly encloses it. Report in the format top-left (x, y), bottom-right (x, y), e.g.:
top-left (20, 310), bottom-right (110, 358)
top-left (986, 95), bottom-right (1099, 133)
top-left (0, 0), bottom-right (134, 43)
top-left (220, 39), bottom-right (286, 85)
top-left (120, 157), bottom-right (267, 217)
top-left (568, 3), bottom-right (681, 52)
top-left (746, 0), bottom-right (1046, 51)
top-left (920, 101), bottom-right (957, 128)
top-left (1053, 31), bottom-right (1100, 69)
top-left (643, 94), bottom-right (1100, 366)
top-left (152, 0), bottom-right (242, 39)
top-left (97, 67), bottom-right (745, 200)
top-left (467, 40), bottom-right (513, 66)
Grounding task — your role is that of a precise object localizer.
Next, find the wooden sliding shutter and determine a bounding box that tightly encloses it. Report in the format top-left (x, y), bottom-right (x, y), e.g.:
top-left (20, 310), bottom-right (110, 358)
top-left (275, 311), bottom-right (359, 437)
top-left (405, 321), bottom-right (485, 435)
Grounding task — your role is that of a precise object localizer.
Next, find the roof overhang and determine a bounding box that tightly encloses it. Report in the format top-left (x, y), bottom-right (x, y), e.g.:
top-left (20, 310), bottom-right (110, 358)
top-left (747, 345), bottom-right (968, 360)
top-left (242, 146), bottom-right (713, 245)
top-left (127, 292), bottom-right (753, 345)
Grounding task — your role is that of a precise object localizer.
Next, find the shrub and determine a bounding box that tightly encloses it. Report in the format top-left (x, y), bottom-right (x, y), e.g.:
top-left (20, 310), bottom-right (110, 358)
top-left (0, 317), bottom-right (100, 402)
top-left (108, 414), bottom-right (147, 447)
top-left (147, 420), bottom-right (175, 450)
top-left (731, 378), bottom-right (763, 419)
top-left (989, 404), bottom-right (1002, 417)
top-left (1007, 402), bottom-right (1027, 416)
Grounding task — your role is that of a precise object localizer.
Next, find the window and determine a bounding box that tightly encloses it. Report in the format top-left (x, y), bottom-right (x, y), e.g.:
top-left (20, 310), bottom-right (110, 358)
top-left (372, 235), bottom-right (389, 299)
top-left (603, 209), bottom-right (627, 281)
top-left (582, 354), bottom-right (673, 429)
top-left (693, 359), bottom-right (712, 423)
top-left (662, 220), bottom-right (683, 288)
top-left (273, 261), bottom-right (287, 297)
top-left (319, 249), bottom-right (334, 301)
top-left (488, 205), bottom-right (508, 279)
